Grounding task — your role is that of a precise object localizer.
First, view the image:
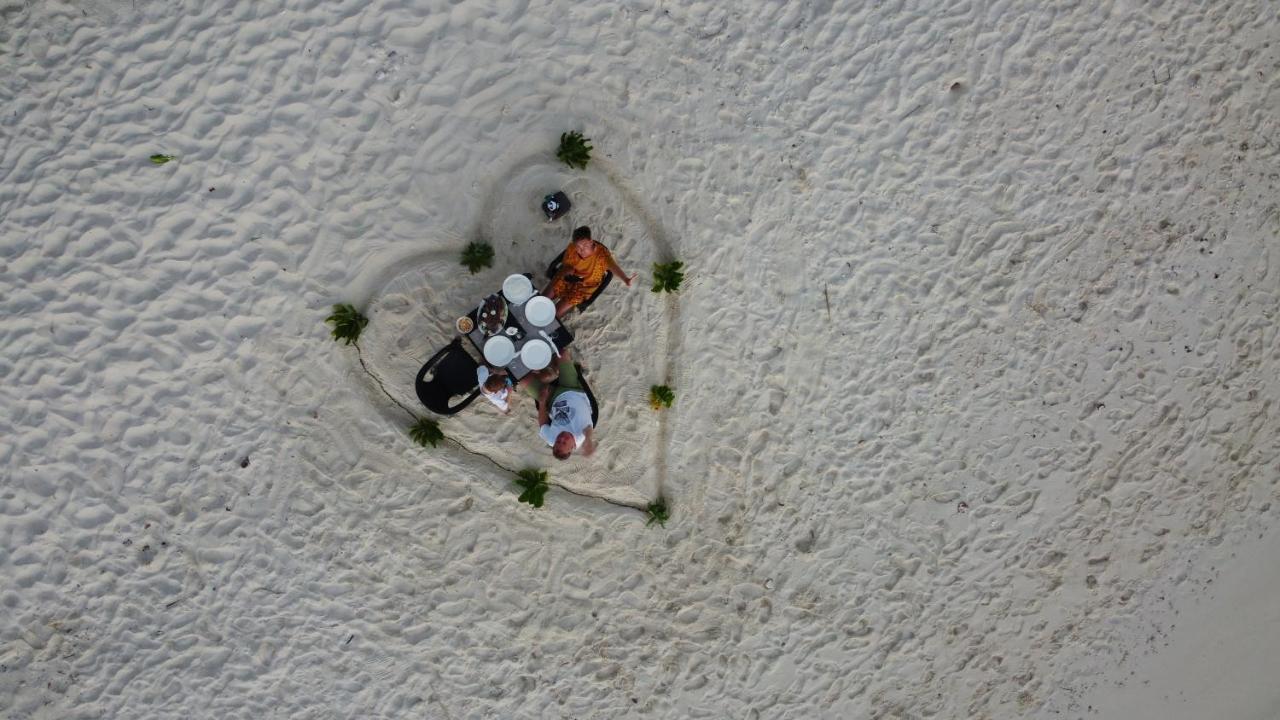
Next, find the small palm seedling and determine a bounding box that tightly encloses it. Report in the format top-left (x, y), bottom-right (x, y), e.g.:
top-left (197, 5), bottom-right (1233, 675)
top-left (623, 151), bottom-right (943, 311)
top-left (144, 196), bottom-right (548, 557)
top-left (150, 154), bottom-right (176, 165)
top-left (460, 241), bottom-right (494, 274)
top-left (514, 468), bottom-right (550, 508)
top-left (651, 261), bottom-right (684, 293)
top-left (409, 417), bottom-right (444, 448)
top-left (645, 497), bottom-right (670, 527)
top-left (326, 303), bottom-right (368, 345)
top-left (649, 384), bottom-right (675, 410)
top-left (556, 131), bottom-right (592, 169)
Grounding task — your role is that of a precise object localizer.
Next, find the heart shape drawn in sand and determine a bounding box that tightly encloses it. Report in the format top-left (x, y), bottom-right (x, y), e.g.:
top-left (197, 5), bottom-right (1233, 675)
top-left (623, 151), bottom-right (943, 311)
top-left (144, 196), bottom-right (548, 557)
top-left (356, 154), bottom-right (680, 510)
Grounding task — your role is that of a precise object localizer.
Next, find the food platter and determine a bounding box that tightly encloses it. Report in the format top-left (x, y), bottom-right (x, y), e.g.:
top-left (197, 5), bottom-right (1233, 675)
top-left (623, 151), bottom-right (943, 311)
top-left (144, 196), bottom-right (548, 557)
top-left (478, 294), bottom-right (507, 335)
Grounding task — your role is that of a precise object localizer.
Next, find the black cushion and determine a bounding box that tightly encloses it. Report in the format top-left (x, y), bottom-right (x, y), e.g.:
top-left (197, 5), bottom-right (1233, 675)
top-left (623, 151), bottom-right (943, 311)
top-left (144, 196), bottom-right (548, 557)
top-left (415, 338), bottom-right (481, 415)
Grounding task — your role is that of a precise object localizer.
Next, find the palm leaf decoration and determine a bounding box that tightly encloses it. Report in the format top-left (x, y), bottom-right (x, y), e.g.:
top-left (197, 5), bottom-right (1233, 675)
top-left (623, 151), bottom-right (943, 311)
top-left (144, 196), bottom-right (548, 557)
top-left (150, 154), bottom-right (176, 164)
top-left (408, 418), bottom-right (444, 448)
top-left (326, 304), bottom-right (368, 345)
top-left (649, 385), bottom-right (675, 410)
top-left (514, 468), bottom-right (550, 508)
top-left (645, 497), bottom-right (670, 527)
top-left (651, 261), bottom-right (684, 293)
top-left (460, 241), bottom-right (494, 274)
top-left (556, 131), bottom-right (592, 169)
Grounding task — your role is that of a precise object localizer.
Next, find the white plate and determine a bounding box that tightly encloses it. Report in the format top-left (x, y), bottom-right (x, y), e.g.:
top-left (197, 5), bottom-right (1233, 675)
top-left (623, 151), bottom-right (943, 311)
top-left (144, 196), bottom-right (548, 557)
top-left (502, 274), bottom-right (534, 305)
top-left (483, 335), bottom-right (515, 366)
top-left (520, 339), bottom-right (553, 370)
top-left (524, 295), bottom-right (556, 327)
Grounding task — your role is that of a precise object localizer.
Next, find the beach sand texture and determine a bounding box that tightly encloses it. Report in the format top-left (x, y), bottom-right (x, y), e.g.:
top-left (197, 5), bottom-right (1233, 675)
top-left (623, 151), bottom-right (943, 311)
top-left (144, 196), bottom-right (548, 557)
top-left (2, 0), bottom-right (1279, 718)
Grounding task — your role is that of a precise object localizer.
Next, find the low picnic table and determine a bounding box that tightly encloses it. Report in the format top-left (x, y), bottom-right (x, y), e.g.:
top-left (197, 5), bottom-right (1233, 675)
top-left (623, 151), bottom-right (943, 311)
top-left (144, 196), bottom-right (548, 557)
top-left (463, 289), bottom-right (573, 381)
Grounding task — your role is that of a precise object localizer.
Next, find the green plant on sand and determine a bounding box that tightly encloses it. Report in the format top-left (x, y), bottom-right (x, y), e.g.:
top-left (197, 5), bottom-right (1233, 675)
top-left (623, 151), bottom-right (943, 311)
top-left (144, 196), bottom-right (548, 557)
top-left (514, 468), bottom-right (550, 508)
top-left (556, 131), bottom-right (592, 169)
top-left (326, 303), bottom-right (368, 345)
top-left (649, 385), bottom-right (675, 410)
top-left (150, 154), bottom-right (176, 164)
top-left (645, 497), bottom-right (670, 527)
top-left (651, 261), bottom-right (684, 293)
top-left (460, 241), bottom-right (495, 274)
top-left (408, 418), bottom-right (444, 448)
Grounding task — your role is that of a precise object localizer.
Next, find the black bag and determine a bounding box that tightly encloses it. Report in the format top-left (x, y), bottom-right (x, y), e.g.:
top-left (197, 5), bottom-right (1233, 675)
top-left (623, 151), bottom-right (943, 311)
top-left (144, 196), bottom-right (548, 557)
top-left (541, 191), bottom-right (571, 221)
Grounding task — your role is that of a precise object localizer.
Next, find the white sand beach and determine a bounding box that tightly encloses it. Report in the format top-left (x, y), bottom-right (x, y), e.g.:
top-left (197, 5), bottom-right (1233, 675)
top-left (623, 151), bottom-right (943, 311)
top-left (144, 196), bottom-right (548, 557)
top-left (2, 1), bottom-right (1278, 718)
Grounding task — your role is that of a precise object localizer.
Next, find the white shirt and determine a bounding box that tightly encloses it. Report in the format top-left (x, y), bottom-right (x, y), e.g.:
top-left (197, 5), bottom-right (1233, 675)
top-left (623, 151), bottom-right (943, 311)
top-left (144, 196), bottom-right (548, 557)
top-left (475, 366), bottom-right (510, 412)
top-left (538, 390), bottom-right (592, 447)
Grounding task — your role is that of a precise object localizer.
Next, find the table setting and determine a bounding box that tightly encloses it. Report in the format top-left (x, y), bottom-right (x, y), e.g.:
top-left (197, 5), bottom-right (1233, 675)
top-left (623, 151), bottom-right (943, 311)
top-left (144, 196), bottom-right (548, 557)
top-left (458, 273), bottom-right (573, 380)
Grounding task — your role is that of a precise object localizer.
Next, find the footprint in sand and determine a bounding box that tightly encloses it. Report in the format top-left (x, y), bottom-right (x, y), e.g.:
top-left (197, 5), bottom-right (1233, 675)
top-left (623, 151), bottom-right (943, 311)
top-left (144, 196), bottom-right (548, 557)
top-left (357, 152), bottom-right (678, 509)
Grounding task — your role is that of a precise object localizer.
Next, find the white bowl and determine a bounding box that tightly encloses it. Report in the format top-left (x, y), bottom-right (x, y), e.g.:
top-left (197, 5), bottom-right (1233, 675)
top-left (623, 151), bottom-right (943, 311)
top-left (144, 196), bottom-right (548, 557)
top-left (520, 339), bottom-right (553, 370)
top-left (502, 274), bottom-right (534, 305)
top-left (524, 295), bottom-right (556, 327)
top-left (483, 335), bottom-right (516, 366)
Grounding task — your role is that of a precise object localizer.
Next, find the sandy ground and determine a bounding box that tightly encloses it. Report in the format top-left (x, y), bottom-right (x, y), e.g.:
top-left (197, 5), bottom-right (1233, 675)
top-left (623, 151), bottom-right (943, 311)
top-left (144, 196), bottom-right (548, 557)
top-left (1075, 522), bottom-right (1280, 719)
top-left (2, 1), bottom-right (1279, 718)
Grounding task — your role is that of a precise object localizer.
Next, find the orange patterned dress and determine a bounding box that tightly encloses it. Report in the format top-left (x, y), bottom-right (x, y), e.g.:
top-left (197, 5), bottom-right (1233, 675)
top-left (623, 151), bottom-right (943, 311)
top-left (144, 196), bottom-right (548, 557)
top-left (546, 242), bottom-right (615, 308)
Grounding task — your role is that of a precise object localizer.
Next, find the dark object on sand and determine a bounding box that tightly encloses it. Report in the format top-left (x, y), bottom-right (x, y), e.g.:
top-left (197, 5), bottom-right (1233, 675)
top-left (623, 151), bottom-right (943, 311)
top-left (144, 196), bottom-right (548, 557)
top-left (542, 191), bottom-right (571, 221)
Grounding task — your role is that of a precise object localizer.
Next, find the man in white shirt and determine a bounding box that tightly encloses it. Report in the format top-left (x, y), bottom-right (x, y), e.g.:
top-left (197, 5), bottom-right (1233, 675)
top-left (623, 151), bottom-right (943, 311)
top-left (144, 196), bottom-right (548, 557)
top-left (530, 350), bottom-right (595, 460)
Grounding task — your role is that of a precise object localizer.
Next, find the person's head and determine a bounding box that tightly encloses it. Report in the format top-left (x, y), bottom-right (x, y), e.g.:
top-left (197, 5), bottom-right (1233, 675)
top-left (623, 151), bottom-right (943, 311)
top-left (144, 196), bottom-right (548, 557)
top-left (552, 431), bottom-right (576, 460)
top-left (572, 226), bottom-right (595, 254)
top-left (483, 373), bottom-right (506, 394)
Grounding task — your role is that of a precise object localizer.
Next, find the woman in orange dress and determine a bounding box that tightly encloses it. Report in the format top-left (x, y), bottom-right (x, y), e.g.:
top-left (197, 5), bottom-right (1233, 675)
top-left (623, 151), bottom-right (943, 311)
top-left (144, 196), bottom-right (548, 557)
top-left (544, 226), bottom-right (633, 317)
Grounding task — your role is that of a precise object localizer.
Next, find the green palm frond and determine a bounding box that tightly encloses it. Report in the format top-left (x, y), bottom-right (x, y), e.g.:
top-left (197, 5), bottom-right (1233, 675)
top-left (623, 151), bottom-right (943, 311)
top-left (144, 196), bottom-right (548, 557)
top-left (645, 497), bottom-right (670, 527)
top-left (514, 468), bottom-right (550, 508)
top-left (409, 418), bottom-right (444, 448)
top-left (556, 131), bottom-right (592, 169)
top-left (326, 304), bottom-right (368, 345)
top-left (651, 261), bottom-right (684, 293)
top-left (649, 385), bottom-right (675, 410)
top-left (460, 241), bottom-right (494, 274)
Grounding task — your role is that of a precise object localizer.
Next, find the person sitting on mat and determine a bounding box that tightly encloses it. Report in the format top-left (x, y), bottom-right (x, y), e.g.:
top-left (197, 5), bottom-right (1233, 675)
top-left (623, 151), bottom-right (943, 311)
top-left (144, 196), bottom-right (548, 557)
top-left (543, 225), bottom-right (633, 318)
top-left (524, 350), bottom-right (595, 459)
